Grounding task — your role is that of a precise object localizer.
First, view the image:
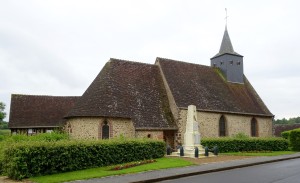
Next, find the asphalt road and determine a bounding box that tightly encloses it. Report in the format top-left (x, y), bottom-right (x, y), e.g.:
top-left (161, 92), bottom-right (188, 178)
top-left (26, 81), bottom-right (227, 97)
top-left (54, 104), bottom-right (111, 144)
top-left (160, 158), bottom-right (300, 183)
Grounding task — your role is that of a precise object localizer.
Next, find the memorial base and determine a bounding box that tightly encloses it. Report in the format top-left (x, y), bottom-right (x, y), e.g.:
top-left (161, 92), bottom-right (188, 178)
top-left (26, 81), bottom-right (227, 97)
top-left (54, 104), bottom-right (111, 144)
top-left (169, 145), bottom-right (214, 158)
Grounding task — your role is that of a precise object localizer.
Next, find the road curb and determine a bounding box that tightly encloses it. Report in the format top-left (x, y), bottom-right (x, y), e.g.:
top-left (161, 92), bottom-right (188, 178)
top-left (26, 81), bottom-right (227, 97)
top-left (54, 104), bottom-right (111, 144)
top-left (132, 155), bottom-right (300, 183)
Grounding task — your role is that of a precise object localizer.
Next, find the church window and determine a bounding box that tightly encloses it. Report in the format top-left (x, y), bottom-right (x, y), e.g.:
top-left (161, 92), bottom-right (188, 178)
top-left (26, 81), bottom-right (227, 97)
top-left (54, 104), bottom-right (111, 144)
top-left (251, 118), bottom-right (258, 137)
top-left (102, 119), bottom-right (110, 139)
top-left (219, 115), bottom-right (227, 137)
top-left (67, 123), bottom-right (72, 134)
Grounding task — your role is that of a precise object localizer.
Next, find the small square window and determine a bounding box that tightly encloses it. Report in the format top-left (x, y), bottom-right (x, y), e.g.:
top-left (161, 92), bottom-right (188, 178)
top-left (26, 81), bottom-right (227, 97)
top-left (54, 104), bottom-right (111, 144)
top-left (220, 61), bottom-right (223, 65)
top-left (230, 61), bottom-right (233, 65)
top-left (237, 61), bottom-right (241, 65)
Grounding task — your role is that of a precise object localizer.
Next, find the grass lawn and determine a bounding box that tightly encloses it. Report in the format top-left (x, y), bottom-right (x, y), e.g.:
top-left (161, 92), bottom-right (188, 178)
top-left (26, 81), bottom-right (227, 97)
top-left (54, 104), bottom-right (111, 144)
top-left (29, 157), bottom-right (194, 183)
top-left (222, 151), bottom-right (297, 156)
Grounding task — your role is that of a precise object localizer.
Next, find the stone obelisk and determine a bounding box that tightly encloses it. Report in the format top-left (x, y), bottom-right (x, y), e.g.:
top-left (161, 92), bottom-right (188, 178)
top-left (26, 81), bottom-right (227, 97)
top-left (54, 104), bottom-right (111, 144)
top-left (182, 105), bottom-right (203, 157)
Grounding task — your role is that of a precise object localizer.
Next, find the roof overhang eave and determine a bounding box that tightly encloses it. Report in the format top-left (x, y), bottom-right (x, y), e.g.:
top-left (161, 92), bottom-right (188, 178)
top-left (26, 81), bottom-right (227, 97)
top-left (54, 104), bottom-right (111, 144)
top-left (178, 107), bottom-right (274, 118)
top-left (135, 127), bottom-right (178, 131)
top-left (9, 126), bottom-right (59, 129)
top-left (211, 52), bottom-right (244, 60)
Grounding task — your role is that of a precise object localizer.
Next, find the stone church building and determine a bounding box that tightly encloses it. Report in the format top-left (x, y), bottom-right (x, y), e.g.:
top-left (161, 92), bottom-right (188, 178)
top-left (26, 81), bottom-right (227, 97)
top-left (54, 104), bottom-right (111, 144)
top-left (9, 27), bottom-right (273, 147)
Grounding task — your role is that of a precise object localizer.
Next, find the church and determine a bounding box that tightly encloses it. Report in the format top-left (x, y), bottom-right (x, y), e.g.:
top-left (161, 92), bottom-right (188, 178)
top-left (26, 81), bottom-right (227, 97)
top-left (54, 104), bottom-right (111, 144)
top-left (9, 27), bottom-right (273, 148)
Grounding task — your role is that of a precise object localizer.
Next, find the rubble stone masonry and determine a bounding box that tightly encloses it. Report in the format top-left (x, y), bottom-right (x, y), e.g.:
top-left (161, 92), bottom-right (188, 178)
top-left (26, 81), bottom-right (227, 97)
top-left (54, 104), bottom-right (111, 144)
top-left (176, 109), bottom-right (272, 144)
top-left (135, 131), bottom-right (164, 139)
top-left (66, 117), bottom-right (134, 139)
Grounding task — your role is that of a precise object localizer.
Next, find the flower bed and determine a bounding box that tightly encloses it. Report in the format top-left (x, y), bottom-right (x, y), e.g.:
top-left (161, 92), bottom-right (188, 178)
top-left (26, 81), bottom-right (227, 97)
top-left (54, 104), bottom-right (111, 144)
top-left (110, 159), bottom-right (157, 170)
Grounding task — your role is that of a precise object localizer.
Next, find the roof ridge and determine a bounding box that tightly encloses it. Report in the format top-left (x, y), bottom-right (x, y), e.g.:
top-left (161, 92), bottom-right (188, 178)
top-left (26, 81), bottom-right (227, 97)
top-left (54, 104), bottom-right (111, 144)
top-left (109, 58), bottom-right (155, 66)
top-left (11, 94), bottom-right (80, 98)
top-left (156, 57), bottom-right (209, 68)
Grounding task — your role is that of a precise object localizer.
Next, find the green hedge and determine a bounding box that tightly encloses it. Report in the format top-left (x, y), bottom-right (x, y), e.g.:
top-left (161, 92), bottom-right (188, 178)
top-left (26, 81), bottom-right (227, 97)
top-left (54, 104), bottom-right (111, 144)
top-left (290, 129), bottom-right (300, 151)
top-left (2, 139), bottom-right (165, 180)
top-left (281, 130), bottom-right (291, 140)
top-left (201, 138), bottom-right (288, 153)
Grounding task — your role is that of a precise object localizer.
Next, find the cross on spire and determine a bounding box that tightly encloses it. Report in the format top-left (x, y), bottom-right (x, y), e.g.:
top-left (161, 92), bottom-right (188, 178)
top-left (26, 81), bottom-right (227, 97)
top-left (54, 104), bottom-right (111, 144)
top-left (225, 8), bottom-right (228, 27)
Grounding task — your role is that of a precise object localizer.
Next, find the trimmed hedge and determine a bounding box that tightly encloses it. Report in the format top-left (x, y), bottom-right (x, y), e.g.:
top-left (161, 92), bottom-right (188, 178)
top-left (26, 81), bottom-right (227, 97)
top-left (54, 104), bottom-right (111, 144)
top-left (290, 129), bottom-right (300, 151)
top-left (201, 138), bottom-right (289, 153)
top-left (2, 139), bottom-right (165, 180)
top-left (281, 130), bottom-right (291, 140)
top-left (0, 132), bottom-right (69, 175)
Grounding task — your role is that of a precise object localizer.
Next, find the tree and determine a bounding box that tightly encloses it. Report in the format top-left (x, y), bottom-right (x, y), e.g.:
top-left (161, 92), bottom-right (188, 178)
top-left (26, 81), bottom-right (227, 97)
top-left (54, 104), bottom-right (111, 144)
top-left (0, 102), bottom-right (6, 122)
top-left (274, 116), bottom-right (300, 125)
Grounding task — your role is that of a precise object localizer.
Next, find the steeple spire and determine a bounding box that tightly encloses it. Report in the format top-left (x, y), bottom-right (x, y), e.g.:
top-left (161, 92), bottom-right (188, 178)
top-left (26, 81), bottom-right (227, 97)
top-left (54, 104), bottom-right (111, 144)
top-left (213, 25), bottom-right (242, 58)
top-left (213, 27), bottom-right (241, 58)
top-left (219, 27), bottom-right (235, 55)
top-left (212, 9), bottom-right (241, 59)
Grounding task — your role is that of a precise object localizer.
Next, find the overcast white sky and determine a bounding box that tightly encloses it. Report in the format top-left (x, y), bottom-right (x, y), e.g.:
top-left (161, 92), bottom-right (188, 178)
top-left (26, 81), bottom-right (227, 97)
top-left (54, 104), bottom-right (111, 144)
top-left (1, 0), bottom-right (300, 120)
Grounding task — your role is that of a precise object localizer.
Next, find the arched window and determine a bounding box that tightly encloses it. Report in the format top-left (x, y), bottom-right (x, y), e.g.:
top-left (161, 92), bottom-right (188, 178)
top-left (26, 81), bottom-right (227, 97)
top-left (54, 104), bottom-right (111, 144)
top-left (67, 123), bottom-right (72, 134)
top-left (219, 115), bottom-right (226, 137)
top-left (102, 120), bottom-right (109, 139)
top-left (251, 118), bottom-right (258, 137)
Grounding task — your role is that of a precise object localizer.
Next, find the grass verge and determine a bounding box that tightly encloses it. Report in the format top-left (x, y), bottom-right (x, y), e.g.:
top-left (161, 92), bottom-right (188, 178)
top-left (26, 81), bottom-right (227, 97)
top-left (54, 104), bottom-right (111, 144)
top-left (222, 151), bottom-right (297, 156)
top-left (29, 157), bottom-right (194, 183)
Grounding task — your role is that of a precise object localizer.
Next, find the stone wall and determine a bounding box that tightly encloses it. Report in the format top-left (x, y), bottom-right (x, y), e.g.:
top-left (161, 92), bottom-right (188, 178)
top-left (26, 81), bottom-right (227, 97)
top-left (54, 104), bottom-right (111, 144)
top-left (135, 130), bottom-right (164, 140)
top-left (111, 119), bottom-right (135, 138)
top-left (256, 116), bottom-right (273, 137)
top-left (175, 109), bottom-right (273, 145)
top-left (176, 110), bottom-right (187, 145)
top-left (226, 114), bottom-right (251, 137)
top-left (66, 117), bottom-right (135, 139)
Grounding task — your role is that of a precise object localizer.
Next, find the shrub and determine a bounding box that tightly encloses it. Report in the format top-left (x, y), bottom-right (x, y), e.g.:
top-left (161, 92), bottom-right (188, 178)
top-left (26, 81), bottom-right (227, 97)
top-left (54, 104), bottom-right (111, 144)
top-left (290, 129), bottom-right (300, 151)
top-left (0, 142), bottom-right (5, 175)
top-left (201, 137), bottom-right (288, 153)
top-left (4, 132), bottom-right (69, 143)
top-left (0, 129), bottom-right (10, 136)
top-left (232, 133), bottom-right (249, 139)
top-left (281, 130), bottom-right (291, 140)
top-left (2, 139), bottom-right (165, 180)
top-left (0, 132), bottom-right (69, 175)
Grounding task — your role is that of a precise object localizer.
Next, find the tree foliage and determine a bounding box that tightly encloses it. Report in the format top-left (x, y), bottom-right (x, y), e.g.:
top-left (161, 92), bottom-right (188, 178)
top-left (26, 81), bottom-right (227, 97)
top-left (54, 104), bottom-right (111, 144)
top-left (0, 102), bottom-right (6, 122)
top-left (274, 116), bottom-right (300, 124)
top-left (0, 102), bottom-right (8, 129)
top-left (0, 122), bottom-right (8, 129)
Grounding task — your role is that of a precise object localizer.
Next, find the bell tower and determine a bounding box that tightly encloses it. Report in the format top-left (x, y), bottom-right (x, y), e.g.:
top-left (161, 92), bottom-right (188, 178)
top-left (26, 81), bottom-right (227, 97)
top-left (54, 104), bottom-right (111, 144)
top-left (211, 26), bottom-right (244, 84)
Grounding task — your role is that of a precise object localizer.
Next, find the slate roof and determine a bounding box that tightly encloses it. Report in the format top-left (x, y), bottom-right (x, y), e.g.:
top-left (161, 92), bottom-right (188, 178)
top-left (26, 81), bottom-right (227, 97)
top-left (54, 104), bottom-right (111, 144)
top-left (212, 27), bottom-right (242, 58)
top-left (157, 57), bottom-right (273, 117)
top-left (66, 58), bottom-right (176, 130)
top-left (9, 94), bottom-right (79, 128)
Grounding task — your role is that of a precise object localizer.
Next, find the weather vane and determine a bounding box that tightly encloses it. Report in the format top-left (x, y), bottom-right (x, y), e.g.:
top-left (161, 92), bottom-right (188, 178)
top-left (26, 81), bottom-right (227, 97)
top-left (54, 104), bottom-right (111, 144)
top-left (225, 8), bottom-right (228, 27)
